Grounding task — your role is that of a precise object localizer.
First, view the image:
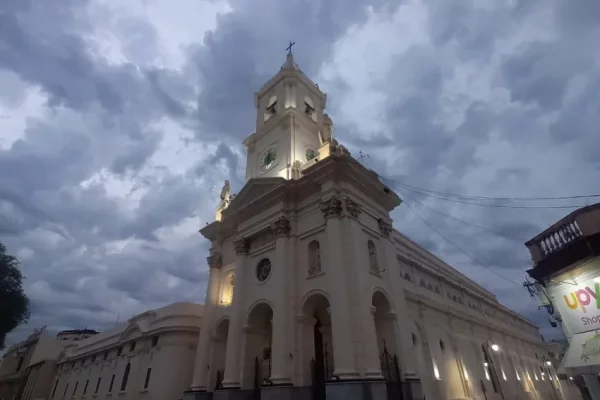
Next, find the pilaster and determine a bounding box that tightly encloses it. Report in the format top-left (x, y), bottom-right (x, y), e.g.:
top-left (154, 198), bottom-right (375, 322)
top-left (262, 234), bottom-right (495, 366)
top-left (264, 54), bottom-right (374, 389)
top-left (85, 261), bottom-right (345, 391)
top-left (222, 238), bottom-right (250, 389)
top-left (343, 197), bottom-right (382, 379)
top-left (319, 196), bottom-right (360, 380)
top-left (269, 216), bottom-right (293, 385)
top-left (190, 255), bottom-right (223, 391)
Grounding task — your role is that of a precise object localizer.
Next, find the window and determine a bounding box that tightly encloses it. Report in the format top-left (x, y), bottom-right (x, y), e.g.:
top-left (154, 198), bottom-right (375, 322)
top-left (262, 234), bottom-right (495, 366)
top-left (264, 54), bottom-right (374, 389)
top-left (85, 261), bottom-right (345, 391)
top-left (151, 336), bottom-right (159, 347)
top-left (73, 381), bottom-right (78, 397)
top-left (419, 279), bottom-right (426, 287)
top-left (16, 356), bottom-right (24, 371)
top-left (91, 355), bottom-right (96, 363)
top-left (120, 363), bottom-right (131, 391)
top-left (403, 273), bottom-right (412, 282)
top-left (264, 96), bottom-right (277, 120)
top-left (434, 286), bottom-right (440, 294)
top-left (83, 379), bottom-right (89, 395)
top-left (308, 240), bottom-right (322, 276)
top-left (129, 341), bottom-right (136, 352)
top-left (304, 101), bottom-right (315, 117)
top-left (367, 240), bottom-right (379, 273)
top-left (108, 375), bottom-right (115, 393)
top-left (144, 368), bottom-right (152, 389)
top-left (439, 340), bottom-right (445, 352)
top-left (63, 383), bottom-right (69, 397)
top-left (117, 346), bottom-right (123, 356)
top-left (52, 379), bottom-right (59, 398)
top-left (220, 272), bottom-right (234, 305)
top-left (412, 333), bottom-right (417, 346)
top-left (95, 377), bottom-right (101, 394)
top-left (104, 351), bottom-right (109, 360)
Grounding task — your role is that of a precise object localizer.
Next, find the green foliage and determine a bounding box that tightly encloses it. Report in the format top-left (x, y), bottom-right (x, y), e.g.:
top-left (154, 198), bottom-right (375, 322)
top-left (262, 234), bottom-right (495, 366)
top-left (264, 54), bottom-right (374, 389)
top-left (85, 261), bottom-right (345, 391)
top-left (0, 242), bottom-right (31, 349)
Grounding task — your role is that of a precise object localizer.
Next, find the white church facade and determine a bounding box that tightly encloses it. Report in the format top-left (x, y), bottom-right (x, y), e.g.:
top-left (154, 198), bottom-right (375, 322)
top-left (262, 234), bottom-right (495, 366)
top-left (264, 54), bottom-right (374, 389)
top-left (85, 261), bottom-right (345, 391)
top-left (184, 48), bottom-right (568, 400)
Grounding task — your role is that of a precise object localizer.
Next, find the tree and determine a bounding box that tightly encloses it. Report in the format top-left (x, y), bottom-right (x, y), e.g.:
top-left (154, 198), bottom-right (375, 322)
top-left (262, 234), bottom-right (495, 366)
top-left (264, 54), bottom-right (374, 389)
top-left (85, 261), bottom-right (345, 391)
top-left (0, 242), bottom-right (30, 349)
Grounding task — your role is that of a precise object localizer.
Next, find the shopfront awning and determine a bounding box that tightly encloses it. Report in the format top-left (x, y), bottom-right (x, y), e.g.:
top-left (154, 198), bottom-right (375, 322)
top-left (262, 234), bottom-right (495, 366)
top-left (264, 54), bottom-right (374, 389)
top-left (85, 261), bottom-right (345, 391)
top-left (561, 329), bottom-right (600, 376)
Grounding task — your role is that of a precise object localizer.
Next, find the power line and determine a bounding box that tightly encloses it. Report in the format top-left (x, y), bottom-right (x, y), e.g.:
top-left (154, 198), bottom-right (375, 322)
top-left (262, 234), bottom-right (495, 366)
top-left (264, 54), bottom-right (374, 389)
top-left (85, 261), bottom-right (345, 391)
top-left (382, 175), bottom-right (600, 202)
top-left (405, 195), bottom-right (529, 243)
top-left (402, 201), bottom-right (524, 288)
top-left (380, 176), bottom-right (587, 209)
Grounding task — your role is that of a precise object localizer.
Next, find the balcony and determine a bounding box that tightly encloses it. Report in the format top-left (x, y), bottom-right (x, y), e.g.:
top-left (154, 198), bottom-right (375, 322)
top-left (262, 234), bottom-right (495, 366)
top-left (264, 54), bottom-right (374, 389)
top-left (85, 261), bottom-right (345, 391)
top-left (526, 203), bottom-right (600, 281)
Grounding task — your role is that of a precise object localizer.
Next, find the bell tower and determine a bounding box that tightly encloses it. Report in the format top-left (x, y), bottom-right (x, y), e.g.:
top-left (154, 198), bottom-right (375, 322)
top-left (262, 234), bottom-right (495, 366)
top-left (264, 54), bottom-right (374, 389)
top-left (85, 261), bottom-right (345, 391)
top-left (243, 43), bottom-right (334, 182)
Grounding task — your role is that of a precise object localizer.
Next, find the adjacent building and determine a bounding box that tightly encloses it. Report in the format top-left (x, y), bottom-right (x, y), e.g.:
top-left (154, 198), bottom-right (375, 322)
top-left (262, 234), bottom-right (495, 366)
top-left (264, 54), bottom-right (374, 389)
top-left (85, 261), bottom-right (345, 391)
top-left (526, 203), bottom-right (600, 399)
top-left (51, 302), bottom-right (203, 400)
top-left (0, 328), bottom-right (95, 400)
top-left (183, 49), bottom-right (568, 400)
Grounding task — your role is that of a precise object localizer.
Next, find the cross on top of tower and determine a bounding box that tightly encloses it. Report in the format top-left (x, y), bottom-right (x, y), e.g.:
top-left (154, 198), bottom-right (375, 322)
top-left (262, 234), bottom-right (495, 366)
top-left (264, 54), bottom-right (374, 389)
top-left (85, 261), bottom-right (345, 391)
top-left (286, 41), bottom-right (295, 56)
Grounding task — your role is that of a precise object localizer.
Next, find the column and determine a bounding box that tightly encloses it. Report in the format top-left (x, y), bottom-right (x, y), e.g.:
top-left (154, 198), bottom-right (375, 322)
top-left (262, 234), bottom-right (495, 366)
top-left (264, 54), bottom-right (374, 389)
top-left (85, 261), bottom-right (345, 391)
top-left (269, 216), bottom-right (292, 385)
top-left (379, 217), bottom-right (418, 380)
top-left (344, 197), bottom-right (382, 379)
top-left (320, 196), bottom-right (360, 379)
top-left (222, 238), bottom-right (250, 389)
top-left (190, 254), bottom-right (223, 391)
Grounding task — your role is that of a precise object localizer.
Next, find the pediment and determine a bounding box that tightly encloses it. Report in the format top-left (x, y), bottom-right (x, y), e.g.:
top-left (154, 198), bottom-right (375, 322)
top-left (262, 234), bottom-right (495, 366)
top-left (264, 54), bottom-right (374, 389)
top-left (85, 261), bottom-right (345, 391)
top-left (225, 177), bottom-right (286, 213)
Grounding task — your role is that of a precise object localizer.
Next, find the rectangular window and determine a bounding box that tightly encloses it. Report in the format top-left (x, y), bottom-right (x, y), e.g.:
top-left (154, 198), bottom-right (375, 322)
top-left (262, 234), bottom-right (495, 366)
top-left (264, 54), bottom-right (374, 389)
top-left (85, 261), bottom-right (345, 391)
top-left (73, 381), bottom-right (78, 397)
top-left (95, 377), bottom-right (101, 394)
top-left (16, 356), bottom-right (24, 371)
top-left (83, 379), bottom-right (89, 395)
top-left (120, 363), bottom-right (131, 392)
top-left (144, 368), bottom-right (152, 389)
top-left (63, 383), bottom-right (69, 397)
top-left (117, 346), bottom-right (123, 356)
top-left (109, 375), bottom-right (115, 393)
top-left (104, 351), bottom-right (109, 360)
top-left (52, 379), bottom-right (59, 398)
top-left (91, 355), bottom-right (96, 363)
top-left (151, 336), bottom-right (158, 347)
top-left (129, 341), bottom-right (136, 352)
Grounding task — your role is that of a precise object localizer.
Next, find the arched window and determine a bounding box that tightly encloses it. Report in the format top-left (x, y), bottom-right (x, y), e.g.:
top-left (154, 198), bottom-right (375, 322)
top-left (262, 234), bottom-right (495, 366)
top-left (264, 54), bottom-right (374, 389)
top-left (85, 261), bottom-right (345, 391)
top-left (264, 96), bottom-right (277, 121)
top-left (220, 271), bottom-right (235, 305)
top-left (368, 240), bottom-right (379, 273)
top-left (308, 240), bottom-right (322, 276)
top-left (304, 96), bottom-right (315, 119)
top-left (120, 363), bottom-right (131, 391)
top-left (439, 340), bottom-right (445, 352)
top-left (412, 333), bottom-right (417, 346)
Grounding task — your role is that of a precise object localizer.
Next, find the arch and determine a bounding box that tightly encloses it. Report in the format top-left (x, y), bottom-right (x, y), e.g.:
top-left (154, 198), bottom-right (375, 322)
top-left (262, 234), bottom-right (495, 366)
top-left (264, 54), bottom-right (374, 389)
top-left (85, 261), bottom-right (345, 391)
top-left (372, 291), bottom-right (397, 358)
top-left (367, 240), bottom-right (379, 272)
top-left (302, 288), bottom-right (330, 305)
top-left (308, 240), bottom-right (322, 276)
top-left (208, 317), bottom-right (230, 391)
top-left (241, 302), bottom-right (274, 389)
top-left (300, 292), bottom-right (334, 387)
top-left (246, 298), bottom-right (275, 317)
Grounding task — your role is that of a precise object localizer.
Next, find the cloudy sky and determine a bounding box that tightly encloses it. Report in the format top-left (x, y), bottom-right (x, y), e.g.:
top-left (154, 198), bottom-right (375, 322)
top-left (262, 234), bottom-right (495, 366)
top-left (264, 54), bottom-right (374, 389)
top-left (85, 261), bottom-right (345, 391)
top-left (2, 0), bottom-right (599, 346)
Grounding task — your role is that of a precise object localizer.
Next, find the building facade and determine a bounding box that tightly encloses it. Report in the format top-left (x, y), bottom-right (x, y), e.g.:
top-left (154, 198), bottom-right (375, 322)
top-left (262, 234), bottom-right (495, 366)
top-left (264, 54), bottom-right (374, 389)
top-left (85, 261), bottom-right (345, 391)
top-left (51, 302), bottom-right (203, 400)
top-left (183, 50), bottom-right (568, 400)
top-left (0, 328), bottom-right (91, 400)
top-left (526, 204), bottom-right (600, 399)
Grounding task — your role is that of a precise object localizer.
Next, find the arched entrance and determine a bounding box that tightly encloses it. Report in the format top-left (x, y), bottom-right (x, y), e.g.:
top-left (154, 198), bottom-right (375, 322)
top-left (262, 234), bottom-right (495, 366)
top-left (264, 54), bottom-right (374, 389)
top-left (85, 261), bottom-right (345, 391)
top-left (302, 293), bottom-right (334, 400)
top-left (241, 302), bottom-right (273, 390)
top-left (208, 318), bottom-right (229, 391)
top-left (372, 291), bottom-right (398, 357)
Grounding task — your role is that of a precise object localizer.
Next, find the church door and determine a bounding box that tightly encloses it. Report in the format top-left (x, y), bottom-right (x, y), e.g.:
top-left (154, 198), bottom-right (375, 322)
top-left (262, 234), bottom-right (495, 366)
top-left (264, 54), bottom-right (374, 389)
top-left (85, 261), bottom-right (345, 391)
top-left (312, 319), bottom-right (327, 400)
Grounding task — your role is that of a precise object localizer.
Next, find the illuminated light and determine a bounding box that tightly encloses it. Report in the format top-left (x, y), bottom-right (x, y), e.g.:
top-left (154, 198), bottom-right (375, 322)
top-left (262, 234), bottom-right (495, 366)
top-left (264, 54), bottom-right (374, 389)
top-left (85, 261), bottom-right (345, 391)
top-left (545, 361), bottom-right (552, 366)
top-left (464, 368), bottom-right (469, 380)
top-left (534, 372), bottom-right (539, 381)
top-left (549, 374), bottom-right (553, 381)
top-left (484, 362), bottom-right (489, 367)
top-left (594, 277), bottom-right (600, 283)
top-left (433, 364), bottom-right (440, 380)
top-left (569, 377), bottom-right (574, 381)
top-left (516, 370), bottom-right (521, 381)
top-left (502, 369), bottom-right (507, 381)
top-left (491, 344), bottom-right (500, 352)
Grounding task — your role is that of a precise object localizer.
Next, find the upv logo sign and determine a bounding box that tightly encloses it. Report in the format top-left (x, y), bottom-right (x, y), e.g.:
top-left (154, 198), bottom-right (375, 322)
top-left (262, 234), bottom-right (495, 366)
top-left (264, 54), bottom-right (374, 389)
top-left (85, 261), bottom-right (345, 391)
top-left (564, 282), bottom-right (600, 312)
top-left (556, 279), bottom-right (600, 335)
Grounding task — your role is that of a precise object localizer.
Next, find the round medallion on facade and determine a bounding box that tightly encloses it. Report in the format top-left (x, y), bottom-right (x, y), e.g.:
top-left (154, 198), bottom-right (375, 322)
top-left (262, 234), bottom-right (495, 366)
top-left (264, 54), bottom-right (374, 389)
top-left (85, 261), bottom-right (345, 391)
top-left (262, 148), bottom-right (277, 170)
top-left (306, 148), bottom-right (317, 161)
top-left (256, 258), bottom-right (272, 282)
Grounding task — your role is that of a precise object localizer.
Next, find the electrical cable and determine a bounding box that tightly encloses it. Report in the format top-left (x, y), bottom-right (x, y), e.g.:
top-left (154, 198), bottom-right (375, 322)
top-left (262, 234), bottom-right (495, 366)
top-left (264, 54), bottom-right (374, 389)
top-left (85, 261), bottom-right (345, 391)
top-left (402, 201), bottom-right (524, 288)
top-left (404, 195), bottom-right (529, 243)
top-left (381, 175), bottom-right (600, 202)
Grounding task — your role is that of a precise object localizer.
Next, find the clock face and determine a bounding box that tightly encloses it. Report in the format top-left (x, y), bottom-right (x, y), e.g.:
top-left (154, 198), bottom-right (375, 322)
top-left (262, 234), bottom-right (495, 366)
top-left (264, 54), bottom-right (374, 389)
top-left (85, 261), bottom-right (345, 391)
top-left (262, 148), bottom-right (276, 170)
top-left (306, 148), bottom-right (317, 161)
top-left (256, 258), bottom-right (272, 282)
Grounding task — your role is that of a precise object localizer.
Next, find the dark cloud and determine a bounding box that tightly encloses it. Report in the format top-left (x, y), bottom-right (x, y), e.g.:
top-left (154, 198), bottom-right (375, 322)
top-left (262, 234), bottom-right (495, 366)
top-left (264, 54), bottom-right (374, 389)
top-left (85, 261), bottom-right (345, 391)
top-left (2, 0), bottom-right (599, 347)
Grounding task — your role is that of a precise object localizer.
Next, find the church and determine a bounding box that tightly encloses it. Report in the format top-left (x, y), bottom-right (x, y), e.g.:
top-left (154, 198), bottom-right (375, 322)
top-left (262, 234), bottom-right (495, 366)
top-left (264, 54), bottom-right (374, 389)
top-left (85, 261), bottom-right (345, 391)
top-left (184, 46), bottom-right (568, 400)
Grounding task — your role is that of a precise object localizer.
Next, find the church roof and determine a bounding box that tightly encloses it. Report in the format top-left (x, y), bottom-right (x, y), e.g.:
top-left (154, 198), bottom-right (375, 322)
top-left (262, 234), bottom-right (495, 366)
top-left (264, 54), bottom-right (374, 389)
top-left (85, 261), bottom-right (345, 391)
top-left (281, 52), bottom-right (299, 71)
